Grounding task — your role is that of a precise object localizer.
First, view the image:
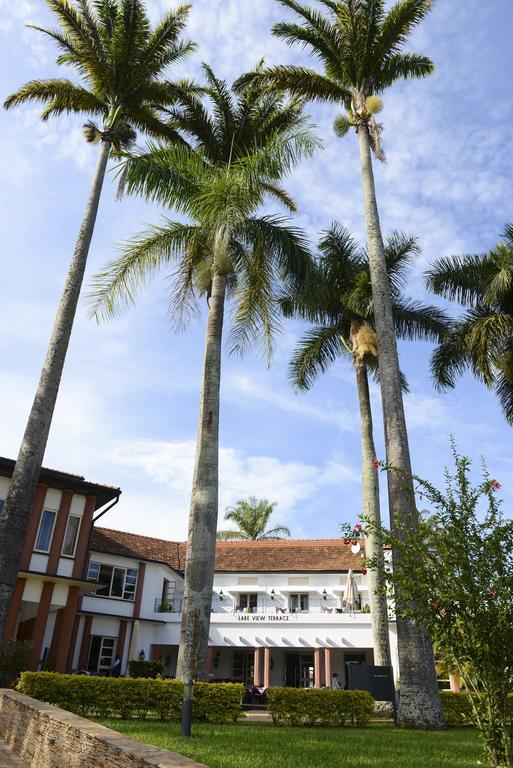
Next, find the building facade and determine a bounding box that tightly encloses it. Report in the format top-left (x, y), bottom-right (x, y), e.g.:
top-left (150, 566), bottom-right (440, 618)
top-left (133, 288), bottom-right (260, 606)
top-left (1, 459), bottom-right (398, 688)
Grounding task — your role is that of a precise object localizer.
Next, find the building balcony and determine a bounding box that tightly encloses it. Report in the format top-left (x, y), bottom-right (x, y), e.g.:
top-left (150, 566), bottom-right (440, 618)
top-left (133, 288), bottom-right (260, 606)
top-left (154, 598), bottom-right (183, 614)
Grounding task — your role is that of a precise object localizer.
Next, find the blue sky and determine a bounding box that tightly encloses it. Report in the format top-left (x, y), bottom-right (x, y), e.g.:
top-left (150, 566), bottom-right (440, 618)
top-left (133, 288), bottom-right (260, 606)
top-left (1, 0), bottom-right (512, 539)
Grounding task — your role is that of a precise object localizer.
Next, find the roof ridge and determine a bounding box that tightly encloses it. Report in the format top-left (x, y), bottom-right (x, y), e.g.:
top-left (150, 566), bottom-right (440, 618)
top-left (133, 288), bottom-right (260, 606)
top-left (95, 526), bottom-right (182, 546)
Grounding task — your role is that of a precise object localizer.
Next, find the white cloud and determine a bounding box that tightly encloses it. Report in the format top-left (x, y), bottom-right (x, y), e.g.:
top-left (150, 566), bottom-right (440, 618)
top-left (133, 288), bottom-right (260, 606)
top-left (104, 437), bottom-right (358, 538)
top-left (225, 372), bottom-right (358, 432)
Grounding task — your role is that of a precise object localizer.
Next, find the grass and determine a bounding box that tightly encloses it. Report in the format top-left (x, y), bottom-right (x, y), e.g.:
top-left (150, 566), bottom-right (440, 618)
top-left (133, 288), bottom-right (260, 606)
top-left (97, 719), bottom-right (482, 768)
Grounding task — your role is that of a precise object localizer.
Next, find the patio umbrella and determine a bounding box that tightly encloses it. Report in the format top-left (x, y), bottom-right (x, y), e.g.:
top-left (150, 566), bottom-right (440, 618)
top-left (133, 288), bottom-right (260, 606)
top-left (342, 570), bottom-right (360, 611)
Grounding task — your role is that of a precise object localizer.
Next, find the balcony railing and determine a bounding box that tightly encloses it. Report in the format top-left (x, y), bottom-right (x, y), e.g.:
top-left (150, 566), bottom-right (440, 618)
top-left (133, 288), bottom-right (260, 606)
top-left (154, 598), bottom-right (183, 613)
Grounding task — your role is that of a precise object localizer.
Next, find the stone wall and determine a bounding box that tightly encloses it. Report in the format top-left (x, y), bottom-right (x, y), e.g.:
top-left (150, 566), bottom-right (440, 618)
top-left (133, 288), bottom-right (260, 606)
top-left (0, 689), bottom-right (206, 768)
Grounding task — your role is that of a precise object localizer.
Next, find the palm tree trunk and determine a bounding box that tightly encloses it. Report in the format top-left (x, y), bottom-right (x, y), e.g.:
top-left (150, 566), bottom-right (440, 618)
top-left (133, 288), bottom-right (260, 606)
top-left (356, 124), bottom-right (445, 728)
top-left (350, 323), bottom-right (390, 668)
top-left (176, 271), bottom-right (227, 681)
top-left (0, 139), bottom-right (111, 641)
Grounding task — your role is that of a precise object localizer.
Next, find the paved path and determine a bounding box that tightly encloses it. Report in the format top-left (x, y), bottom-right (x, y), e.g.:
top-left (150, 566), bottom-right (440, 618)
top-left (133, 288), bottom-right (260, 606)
top-left (0, 737), bottom-right (27, 767)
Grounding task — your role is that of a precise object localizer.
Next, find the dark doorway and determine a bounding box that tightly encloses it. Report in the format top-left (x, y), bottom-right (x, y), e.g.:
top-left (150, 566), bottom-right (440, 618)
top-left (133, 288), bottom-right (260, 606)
top-left (285, 653), bottom-right (314, 687)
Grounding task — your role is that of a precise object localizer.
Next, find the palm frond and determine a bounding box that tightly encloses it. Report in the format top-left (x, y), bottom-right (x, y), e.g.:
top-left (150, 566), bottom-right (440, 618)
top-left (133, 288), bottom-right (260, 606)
top-left (375, 52), bottom-right (434, 89)
top-left (392, 298), bottom-right (449, 343)
top-left (426, 253), bottom-right (485, 306)
top-left (89, 220), bottom-right (199, 322)
top-left (289, 324), bottom-right (346, 390)
top-left (4, 78), bottom-right (106, 119)
top-left (235, 66), bottom-right (350, 104)
top-left (374, 0), bottom-right (435, 63)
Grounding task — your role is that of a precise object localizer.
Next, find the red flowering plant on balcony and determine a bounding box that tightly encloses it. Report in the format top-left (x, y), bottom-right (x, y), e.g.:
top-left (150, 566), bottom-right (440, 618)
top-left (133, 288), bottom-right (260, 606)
top-left (365, 444), bottom-right (513, 767)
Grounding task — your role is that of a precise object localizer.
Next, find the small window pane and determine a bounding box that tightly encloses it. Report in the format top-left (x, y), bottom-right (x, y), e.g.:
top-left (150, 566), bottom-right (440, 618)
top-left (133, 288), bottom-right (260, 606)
top-left (111, 567), bottom-right (125, 597)
top-left (87, 561), bottom-right (100, 581)
top-left (0, 500), bottom-right (4, 517)
top-left (62, 515), bottom-right (81, 557)
top-left (96, 564), bottom-right (114, 596)
top-left (35, 510), bottom-right (56, 552)
top-left (123, 569), bottom-right (137, 600)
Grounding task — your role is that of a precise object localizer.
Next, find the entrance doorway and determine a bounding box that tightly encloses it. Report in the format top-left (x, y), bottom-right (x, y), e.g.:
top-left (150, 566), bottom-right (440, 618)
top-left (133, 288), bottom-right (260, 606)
top-left (285, 653), bottom-right (314, 688)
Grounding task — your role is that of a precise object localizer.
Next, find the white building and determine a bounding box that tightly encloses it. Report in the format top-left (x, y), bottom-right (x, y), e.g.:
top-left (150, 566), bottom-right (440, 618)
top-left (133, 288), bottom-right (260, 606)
top-left (75, 528), bottom-right (398, 688)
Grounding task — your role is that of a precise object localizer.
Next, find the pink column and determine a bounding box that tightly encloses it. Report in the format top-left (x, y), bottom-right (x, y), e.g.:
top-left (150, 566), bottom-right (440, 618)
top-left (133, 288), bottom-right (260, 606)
top-left (263, 647), bottom-right (271, 690)
top-left (324, 647), bottom-right (332, 688)
top-left (207, 646), bottom-right (215, 677)
top-left (253, 647), bottom-right (262, 687)
top-left (314, 647), bottom-right (323, 688)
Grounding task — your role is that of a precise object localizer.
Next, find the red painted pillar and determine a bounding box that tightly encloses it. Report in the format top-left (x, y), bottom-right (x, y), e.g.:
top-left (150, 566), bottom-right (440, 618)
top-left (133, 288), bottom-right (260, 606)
top-left (47, 490), bottom-right (73, 573)
top-left (2, 577), bottom-right (26, 642)
top-left (30, 581), bottom-right (54, 670)
top-left (314, 647), bottom-right (323, 688)
top-left (253, 647), bottom-right (262, 687)
top-left (21, 484), bottom-right (48, 569)
top-left (53, 586), bottom-right (80, 673)
top-left (207, 646), bottom-right (215, 677)
top-left (72, 495), bottom-right (97, 578)
top-left (324, 647), bottom-right (332, 689)
top-left (263, 647), bottom-right (271, 690)
top-left (78, 615), bottom-right (92, 672)
top-left (117, 620), bottom-right (128, 669)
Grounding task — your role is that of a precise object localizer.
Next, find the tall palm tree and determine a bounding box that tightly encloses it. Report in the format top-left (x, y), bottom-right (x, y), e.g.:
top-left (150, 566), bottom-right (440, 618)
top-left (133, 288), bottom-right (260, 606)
top-left (427, 224), bottom-right (513, 424)
top-left (283, 223), bottom-right (447, 668)
top-left (236, 0), bottom-right (445, 727)
top-left (89, 66), bottom-right (317, 680)
top-left (217, 497), bottom-right (291, 540)
top-left (0, 0), bottom-right (197, 642)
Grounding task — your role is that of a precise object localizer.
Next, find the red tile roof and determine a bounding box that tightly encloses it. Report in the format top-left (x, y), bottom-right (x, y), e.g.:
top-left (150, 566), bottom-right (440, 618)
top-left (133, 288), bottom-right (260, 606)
top-left (92, 527), bottom-right (366, 573)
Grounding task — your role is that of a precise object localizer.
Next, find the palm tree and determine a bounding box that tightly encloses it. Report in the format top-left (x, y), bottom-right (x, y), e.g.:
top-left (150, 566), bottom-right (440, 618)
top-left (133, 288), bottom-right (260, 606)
top-left (89, 66), bottom-right (317, 680)
top-left (236, 0), bottom-right (445, 727)
top-left (217, 497), bottom-right (291, 540)
top-left (0, 0), bottom-right (197, 642)
top-left (427, 224), bottom-right (513, 424)
top-left (283, 223), bottom-right (447, 669)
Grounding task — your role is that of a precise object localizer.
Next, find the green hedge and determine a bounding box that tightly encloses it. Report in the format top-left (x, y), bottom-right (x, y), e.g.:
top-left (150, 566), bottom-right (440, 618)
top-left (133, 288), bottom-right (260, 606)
top-left (439, 692), bottom-right (474, 727)
top-left (268, 687), bottom-right (374, 727)
top-left (439, 691), bottom-right (513, 728)
top-left (17, 672), bottom-right (244, 723)
top-left (127, 660), bottom-right (163, 679)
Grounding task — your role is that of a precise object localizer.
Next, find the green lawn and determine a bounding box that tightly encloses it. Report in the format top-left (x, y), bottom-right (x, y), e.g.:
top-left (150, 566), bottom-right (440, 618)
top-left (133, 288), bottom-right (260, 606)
top-left (97, 719), bottom-right (482, 768)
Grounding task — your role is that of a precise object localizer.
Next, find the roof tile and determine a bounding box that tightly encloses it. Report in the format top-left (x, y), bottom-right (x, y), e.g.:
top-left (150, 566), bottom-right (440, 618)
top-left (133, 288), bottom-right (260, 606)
top-left (92, 527), bottom-right (366, 573)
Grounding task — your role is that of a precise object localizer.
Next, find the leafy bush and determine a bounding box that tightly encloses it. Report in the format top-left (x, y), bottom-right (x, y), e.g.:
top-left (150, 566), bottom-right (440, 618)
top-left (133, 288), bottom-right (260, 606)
top-left (0, 640), bottom-right (33, 673)
top-left (439, 692), bottom-right (474, 727)
top-left (128, 659), bottom-right (163, 679)
top-left (268, 688), bottom-right (374, 727)
top-left (440, 691), bottom-right (513, 729)
top-left (17, 672), bottom-right (244, 723)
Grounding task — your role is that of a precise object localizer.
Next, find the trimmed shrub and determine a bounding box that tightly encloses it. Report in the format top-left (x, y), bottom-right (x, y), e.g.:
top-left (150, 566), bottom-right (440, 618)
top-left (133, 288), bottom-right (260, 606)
top-left (128, 660), bottom-right (163, 679)
top-left (0, 640), bottom-right (33, 673)
top-left (439, 692), bottom-right (474, 727)
top-left (268, 688), bottom-right (374, 727)
top-left (17, 672), bottom-right (244, 724)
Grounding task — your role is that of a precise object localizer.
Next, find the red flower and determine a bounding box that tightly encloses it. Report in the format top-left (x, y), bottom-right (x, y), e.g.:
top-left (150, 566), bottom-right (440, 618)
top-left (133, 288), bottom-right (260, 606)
top-left (431, 601), bottom-right (439, 610)
top-left (343, 539), bottom-right (350, 545)
top-left (492, 481), bottom-right (501, 491)
top-left (372, 459), bottom-right (383, 469)
top-left (361, 568), bottom-right (367, 575)
top-left (355, 524), bottom-right (362, 532)
top-left (351, 540), bottom-right (357, 546)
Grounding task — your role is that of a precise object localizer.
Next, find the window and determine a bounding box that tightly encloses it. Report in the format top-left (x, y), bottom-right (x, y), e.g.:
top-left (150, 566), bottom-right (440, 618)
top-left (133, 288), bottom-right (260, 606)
top-left (87, 635), bottom-right (116, 675)
top-left (238, 593), bottom-right (258, 612)
top-left (34, 509), bottom-right (57, 553)
top-left (87, 561), bottom-right (138, 601)
top-left (0, 500), bottom-right (4, 517)
top-left (289, 593), bottom-right (309, 612)
top-left (232, 650), bottom-right (254, 685)
top-left (61, 514), bottom-right (81, 557)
